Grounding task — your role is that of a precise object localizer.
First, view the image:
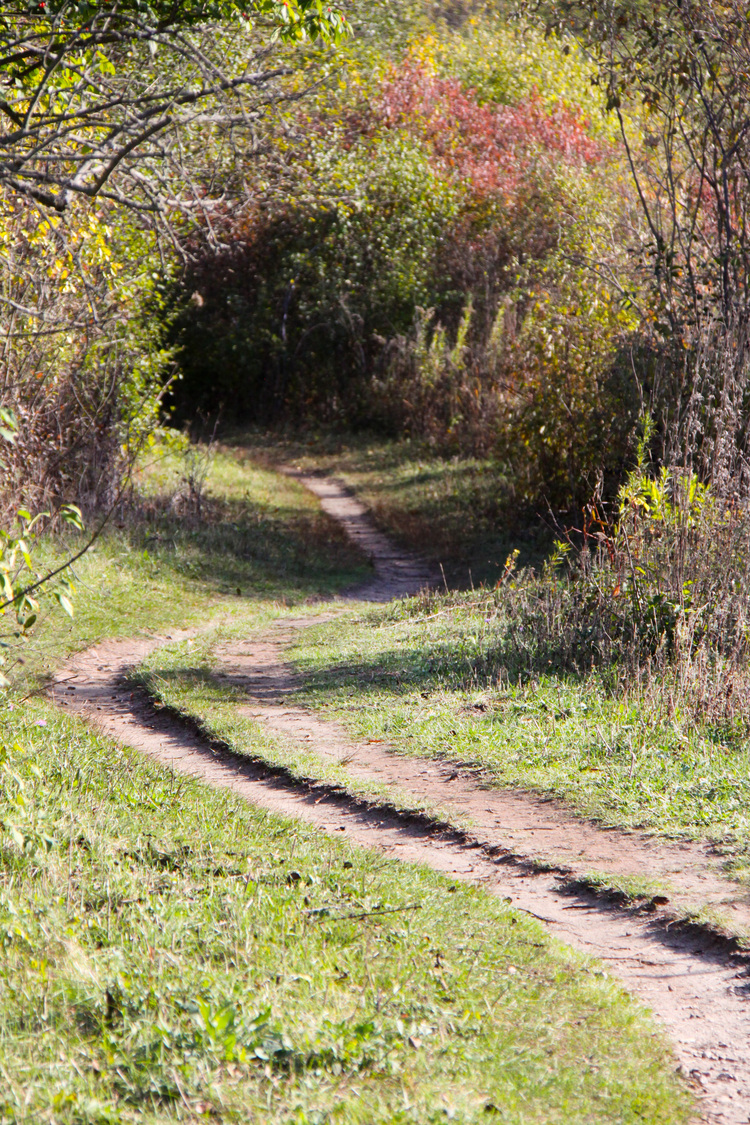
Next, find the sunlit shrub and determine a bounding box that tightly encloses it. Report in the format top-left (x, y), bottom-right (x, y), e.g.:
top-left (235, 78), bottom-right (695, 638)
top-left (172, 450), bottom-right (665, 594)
top-left (467, 422), bottom-right (750, 730)
top-left (171, 22), bottom-right (643, 506)
top-left (0, 194), bottom-right (169, 519)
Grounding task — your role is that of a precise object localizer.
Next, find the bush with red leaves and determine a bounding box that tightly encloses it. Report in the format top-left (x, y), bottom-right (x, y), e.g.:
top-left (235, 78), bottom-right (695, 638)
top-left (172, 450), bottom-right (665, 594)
top-left (376, 60), bottom-right (603, 196)
top-left (169, 53), bottom-right (636, 505)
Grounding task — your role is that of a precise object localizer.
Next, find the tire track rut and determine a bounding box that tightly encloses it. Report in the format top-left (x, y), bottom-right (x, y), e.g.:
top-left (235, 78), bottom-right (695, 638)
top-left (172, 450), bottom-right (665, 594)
top-left (51, 471), bottom-right (750, 1124)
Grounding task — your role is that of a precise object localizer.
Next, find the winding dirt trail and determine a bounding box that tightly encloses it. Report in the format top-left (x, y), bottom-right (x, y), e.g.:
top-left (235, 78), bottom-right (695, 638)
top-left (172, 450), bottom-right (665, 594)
top-left (51, 471), bottom-right (750, 1125)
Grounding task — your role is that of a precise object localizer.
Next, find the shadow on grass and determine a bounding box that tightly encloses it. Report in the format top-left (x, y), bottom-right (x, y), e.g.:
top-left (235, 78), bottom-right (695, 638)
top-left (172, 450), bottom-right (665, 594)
top-left (293, 637), bottom-right (594, 697)
top-left (140, 665), bottom-right (293, 706)
top-left (127, 493), bottom-right (372, 601)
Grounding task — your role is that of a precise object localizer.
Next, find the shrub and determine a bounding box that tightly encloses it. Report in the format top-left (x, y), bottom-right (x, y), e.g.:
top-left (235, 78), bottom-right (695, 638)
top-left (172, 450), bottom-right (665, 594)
top-left (461, 419), bottom-right (750, 732)
top-left (171, 134), bottom-right (461, 426)
top-left (0, 196), bottom-right (170, 521)
top-left (170, 29), bottom-right (641, 506)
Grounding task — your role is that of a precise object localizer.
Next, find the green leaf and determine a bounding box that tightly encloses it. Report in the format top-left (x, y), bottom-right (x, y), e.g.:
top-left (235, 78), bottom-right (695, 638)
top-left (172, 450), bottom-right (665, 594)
top-left (59, 504), bottom-right (84, 531)
top-left (15, 540), bottom-right (32, 569)
top-left (0, 408), bottom-right (17, 444)
top-left (54, 592), bottom-right (74, 618)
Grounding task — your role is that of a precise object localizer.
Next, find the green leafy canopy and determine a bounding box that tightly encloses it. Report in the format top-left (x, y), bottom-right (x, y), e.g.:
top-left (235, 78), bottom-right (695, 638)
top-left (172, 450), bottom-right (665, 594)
top-left (4, 0), bottom-right (350, 42)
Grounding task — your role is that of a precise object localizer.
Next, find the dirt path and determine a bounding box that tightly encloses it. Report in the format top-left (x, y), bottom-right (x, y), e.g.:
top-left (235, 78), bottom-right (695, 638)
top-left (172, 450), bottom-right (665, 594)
top-left (216, 621), bottom-right (750, 930)
top-left (51, 472), bottom-right (750, 1125)
top-left (282, 469), bottom-right (442, 601)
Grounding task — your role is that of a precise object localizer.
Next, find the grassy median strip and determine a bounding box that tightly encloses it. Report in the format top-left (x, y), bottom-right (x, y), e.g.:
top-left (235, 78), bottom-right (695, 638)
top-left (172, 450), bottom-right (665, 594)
top-left (288, 592), bottom-right (750, 872)
top-left (0, 700), bottom-right (691, 1124)
top-left (131, 625), bottom-right (482, 832)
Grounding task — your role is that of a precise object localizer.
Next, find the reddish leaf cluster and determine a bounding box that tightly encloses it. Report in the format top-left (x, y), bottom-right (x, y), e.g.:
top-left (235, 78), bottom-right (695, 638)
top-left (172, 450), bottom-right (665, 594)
top-left (376, 61), bottom-right (603, 199)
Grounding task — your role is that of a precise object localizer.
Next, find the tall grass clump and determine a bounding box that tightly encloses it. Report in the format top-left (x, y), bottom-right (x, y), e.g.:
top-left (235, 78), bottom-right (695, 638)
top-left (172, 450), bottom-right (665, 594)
top-left (443, 389), bottom-right (750, 735)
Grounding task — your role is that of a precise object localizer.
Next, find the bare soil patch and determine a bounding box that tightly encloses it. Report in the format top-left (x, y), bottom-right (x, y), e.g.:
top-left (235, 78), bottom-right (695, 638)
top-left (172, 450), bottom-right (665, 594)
top-left (51, 472), bottom-right (750, 1125)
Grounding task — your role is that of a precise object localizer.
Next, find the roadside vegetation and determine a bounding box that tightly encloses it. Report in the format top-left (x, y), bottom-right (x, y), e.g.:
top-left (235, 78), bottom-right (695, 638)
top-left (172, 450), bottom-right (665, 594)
top-left (5, 0), bottom-right (750, 1117)
top-left (289, 593), bottom-right (750, 851)
top-left (0, 450), bottom-right (692, 1124)
top-left (5, 445), bottom-right (366, 687)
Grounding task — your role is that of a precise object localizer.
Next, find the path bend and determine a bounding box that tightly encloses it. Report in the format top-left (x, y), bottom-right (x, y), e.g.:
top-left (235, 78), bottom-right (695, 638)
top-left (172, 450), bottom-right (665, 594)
top-left (51, 470), bottom-right (750, 1125)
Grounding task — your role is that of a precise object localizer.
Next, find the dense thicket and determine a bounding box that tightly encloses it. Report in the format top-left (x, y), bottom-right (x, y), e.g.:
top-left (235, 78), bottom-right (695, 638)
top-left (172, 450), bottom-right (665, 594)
top-left (168, 0), bottom-right (750, 517)
top-left (0, 0), bottom-right (344, 522)
top-left (170, 14), bottom-right (645, 505)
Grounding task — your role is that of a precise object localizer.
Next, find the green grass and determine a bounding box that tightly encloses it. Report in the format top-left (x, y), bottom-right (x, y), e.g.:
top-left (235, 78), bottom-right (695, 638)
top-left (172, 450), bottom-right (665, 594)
top-left (225, 430), bottom-right (552, 585)
top-left (130, 443), bottom-right (368, 600)
top-left (0, 440), bottom-right (696, 1121)
top-left (136, 564), bottom-right (750, 860)
top-left (284, 592), bottom-right (750, 859)
top-left (0, 699), bottom-right (691, 1124)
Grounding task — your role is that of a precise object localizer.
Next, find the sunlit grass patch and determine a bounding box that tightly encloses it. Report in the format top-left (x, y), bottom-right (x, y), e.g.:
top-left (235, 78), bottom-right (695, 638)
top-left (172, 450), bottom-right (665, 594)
top-left (0, 700), bottom-right (691, 1124)
top-left (287, 592), bottom-right (750, 860)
